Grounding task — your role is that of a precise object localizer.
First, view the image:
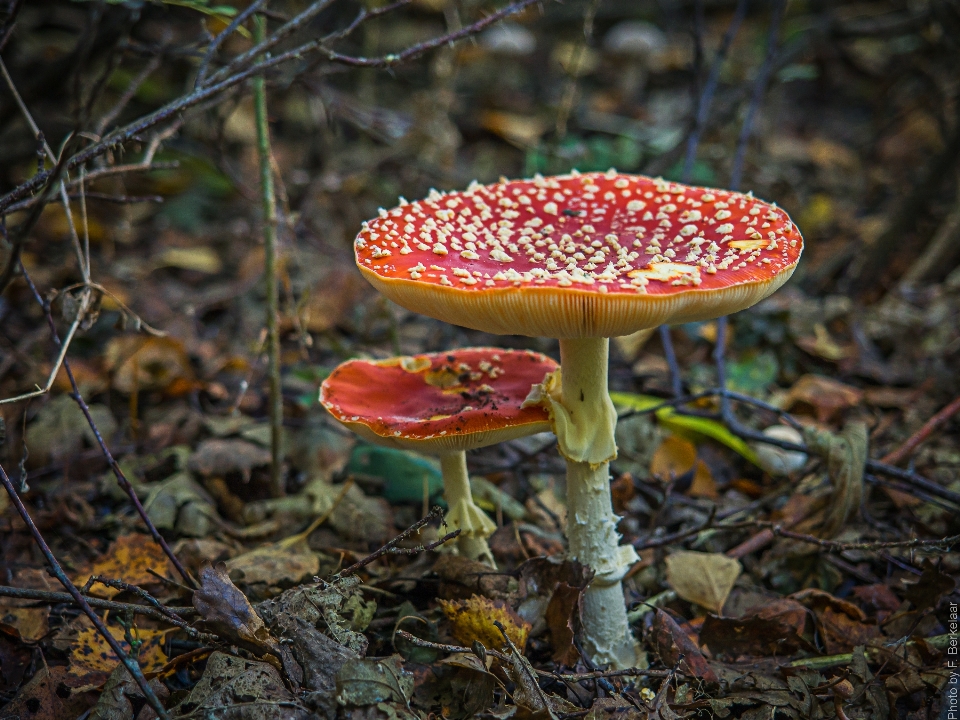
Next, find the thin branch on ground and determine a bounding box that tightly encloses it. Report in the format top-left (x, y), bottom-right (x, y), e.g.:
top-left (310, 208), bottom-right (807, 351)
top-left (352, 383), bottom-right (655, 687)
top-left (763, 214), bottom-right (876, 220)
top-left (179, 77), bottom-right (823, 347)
top-left (730, 0), bottom-right (787, 191)
top-left (0, 461), bottom-right (170, 720)
top-left (253, 12), bottom-right (284, 499)
top-left (18, 266), bottom-right (195, 587)
top-left (880, 394), bottom-right (960, 465)
top-left (394, 631), bottom-right (673, 681)
top-left (327, 506), bottom-right (459, 580)
top-left (0, 584), bottom-right (196, 621)
top-left (682, 0), bottom-right (749, 181)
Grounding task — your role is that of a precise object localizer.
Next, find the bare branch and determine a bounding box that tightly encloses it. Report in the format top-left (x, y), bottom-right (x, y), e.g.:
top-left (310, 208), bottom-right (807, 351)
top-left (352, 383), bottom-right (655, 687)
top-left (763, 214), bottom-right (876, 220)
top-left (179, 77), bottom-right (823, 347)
top-left (0, 461), bottom-right (170, 719)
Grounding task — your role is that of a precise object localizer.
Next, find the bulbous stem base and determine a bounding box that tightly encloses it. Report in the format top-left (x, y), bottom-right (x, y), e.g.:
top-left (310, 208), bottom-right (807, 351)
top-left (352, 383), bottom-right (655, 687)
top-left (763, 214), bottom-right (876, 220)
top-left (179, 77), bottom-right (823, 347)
top-left (440, 452), bottom-right (497, 567)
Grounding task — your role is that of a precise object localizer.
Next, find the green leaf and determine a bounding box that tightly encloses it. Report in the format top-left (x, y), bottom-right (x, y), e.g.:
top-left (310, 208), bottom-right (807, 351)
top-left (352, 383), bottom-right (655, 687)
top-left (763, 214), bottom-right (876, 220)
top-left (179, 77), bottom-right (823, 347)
top-left (161, 0), bottom-right (238, 17)
top-left (346, 445), bottom-right (444, 505)
top-left (610, 391), bottom-right (761, 467)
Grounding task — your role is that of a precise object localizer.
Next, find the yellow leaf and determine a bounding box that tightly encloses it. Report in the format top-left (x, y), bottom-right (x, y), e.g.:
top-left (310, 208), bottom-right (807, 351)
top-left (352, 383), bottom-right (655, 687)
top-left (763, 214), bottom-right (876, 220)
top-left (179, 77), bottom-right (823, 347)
top-left (689, 460), bottom-right (718, 499)
top-left (650, 435), bottom-right (696, 481)
top-left (664, 551), bottom-right (741, 615)
top-left (0, 607), bottom-right (49, 642)
top-left (74, 534), bottom-right (174, 599)
top-left (439, 595), bottom-right (531, 652)
top-left (479, 110), bottom-right (548, 148)
top-left (155, 246), bottom-right (223, 274)
top-left (69, 625), bottom-right (169, 677)
top-left (610, 392), bottom-right (761, 466)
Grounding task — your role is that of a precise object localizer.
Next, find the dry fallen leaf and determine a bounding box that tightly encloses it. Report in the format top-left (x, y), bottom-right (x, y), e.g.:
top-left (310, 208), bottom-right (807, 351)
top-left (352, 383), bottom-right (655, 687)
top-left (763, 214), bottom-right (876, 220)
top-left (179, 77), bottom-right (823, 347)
top-left (69, 625), bottom-right (169, 679)
top-left (479, 110), bottom-right (548, 147)
top-left (106, 335), bottom-right (194, 394)
top-left (783, 374), bottom-right (862, 423)
top-left (74, 534), bottom-right (174, 599)
top-left (188, 438), bottom-right (272, 481)
top-left (652, 609), bottom-right (718, 682)
top-left (689, 461), bottom-right (718, 499)
top-left (650, 435), bottom-right (696, 481)
top-left (665, 551), bottom-right (742, 615)
top-left (439, 595), bottom-right (531, 651)
top-left (193, 563), bottom-right (284, 660)
top-left (791, 588), bottom-right (879, 654)
top-left (700, 598), bottom-right (813, 658)
top-left (0, 607), bottom-right (49, 642)
top-left (224, 544), bottom-right (320, 588)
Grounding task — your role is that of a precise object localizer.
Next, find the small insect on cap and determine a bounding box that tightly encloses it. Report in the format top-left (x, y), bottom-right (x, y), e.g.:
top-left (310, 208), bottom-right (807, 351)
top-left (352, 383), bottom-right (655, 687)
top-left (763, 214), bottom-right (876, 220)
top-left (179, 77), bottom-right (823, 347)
top-left (354, 170), bottom-right (802, 338)
top-left (319, 348), bottom-right (557, 454)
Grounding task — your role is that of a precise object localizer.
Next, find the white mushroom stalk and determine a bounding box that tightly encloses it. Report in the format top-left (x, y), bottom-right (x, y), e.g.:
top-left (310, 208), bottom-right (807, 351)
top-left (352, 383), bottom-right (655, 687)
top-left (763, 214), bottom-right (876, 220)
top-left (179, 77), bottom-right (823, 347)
top-left (523, 337), bottom-right (639, 665)
top-left (557, 337), bottom-right (639, 666)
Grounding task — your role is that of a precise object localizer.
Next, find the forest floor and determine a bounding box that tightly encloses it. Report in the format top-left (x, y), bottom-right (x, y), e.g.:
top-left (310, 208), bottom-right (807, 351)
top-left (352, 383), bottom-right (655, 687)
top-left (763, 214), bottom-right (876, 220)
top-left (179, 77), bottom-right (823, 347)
top-left (0, 0), bottom-right (958, 718)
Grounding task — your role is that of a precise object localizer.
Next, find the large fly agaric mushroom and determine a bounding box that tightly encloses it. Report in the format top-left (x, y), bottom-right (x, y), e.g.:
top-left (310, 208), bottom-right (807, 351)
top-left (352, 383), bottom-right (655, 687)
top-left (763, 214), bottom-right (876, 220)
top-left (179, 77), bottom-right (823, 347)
top-left (353, 170), bottom-right (803, 667)
top-left (320, 348), bottom-right (557, 566)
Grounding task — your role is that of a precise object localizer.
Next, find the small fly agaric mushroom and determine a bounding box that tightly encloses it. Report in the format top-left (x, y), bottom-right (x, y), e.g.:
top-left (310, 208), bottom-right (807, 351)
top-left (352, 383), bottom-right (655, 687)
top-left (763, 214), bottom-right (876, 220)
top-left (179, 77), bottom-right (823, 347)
top-left (352, 170), bottom-right (803, 667)
top-left (320, 348), bottom-right (557, 566)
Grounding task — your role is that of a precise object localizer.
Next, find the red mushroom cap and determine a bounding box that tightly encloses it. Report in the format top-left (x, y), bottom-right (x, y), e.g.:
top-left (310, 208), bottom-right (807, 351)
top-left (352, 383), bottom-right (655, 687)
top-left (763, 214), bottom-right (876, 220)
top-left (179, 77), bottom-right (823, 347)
top-left (320, 348), bottom-right (557, 453)
top-left (355, 171), bottom-right (802, 338)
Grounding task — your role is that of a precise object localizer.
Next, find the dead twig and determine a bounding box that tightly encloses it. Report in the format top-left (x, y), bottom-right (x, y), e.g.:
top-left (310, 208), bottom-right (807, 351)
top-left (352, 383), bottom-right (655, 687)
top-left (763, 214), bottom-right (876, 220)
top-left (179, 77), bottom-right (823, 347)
top-left (195, 0), bottom-right (268, 87)
top-left (394, 631), bottom-right (672, 681)
top-left (0, 461), bottom-right (170, 719)
top-left (681, 0), bottom-right (748, 181)
top-left (252, 12), bottom-right (284, 499)
top-left (0, 584), bottom-right (196, 620)
top-left (880, 394), bottom-right (960, 466)
top-left (18, 267), bottom-right (195, 587)
top-left (730, 0), bottom-right (787, 190)
top-left (328, 506), bottom-right (460, 579)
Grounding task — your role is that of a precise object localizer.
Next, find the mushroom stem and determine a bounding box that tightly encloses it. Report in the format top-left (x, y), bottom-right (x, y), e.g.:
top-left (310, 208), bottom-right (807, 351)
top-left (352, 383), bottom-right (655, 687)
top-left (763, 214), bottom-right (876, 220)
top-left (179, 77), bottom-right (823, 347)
top-left (559, 337), bottom-right (640, 669)
top-left (439, 451), bottom-right (497, 567)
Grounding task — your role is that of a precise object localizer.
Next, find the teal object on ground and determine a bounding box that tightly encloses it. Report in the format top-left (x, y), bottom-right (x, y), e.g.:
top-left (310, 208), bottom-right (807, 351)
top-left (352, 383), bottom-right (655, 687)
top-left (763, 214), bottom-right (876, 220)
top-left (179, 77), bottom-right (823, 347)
top-left (346, 445), bottom-right (445, 505)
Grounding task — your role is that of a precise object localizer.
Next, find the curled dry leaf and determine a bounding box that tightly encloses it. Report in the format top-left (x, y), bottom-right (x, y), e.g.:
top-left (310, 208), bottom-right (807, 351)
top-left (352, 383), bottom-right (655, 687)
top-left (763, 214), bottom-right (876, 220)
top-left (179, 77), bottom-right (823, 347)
top-left (105, 335), bottom-right (194, 394)
top-left (804, 421), bottom-right (868, 537)
top-left (193, 562), bottom-right (283, 659)
top-left (791, 588), bottom-right (880, 654)
top-left (665, 551), bottom-right (742, 615)
top-left (652, 609), bottom-right (717, 683)
top-left (516, 557), bottom-right (593, 665)
top-left (783, 374), bottom-right (862, 423)
top-left (439, 595), bottom-right (531, 652)
top-left (700, 598), bottom-right (814, 658)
